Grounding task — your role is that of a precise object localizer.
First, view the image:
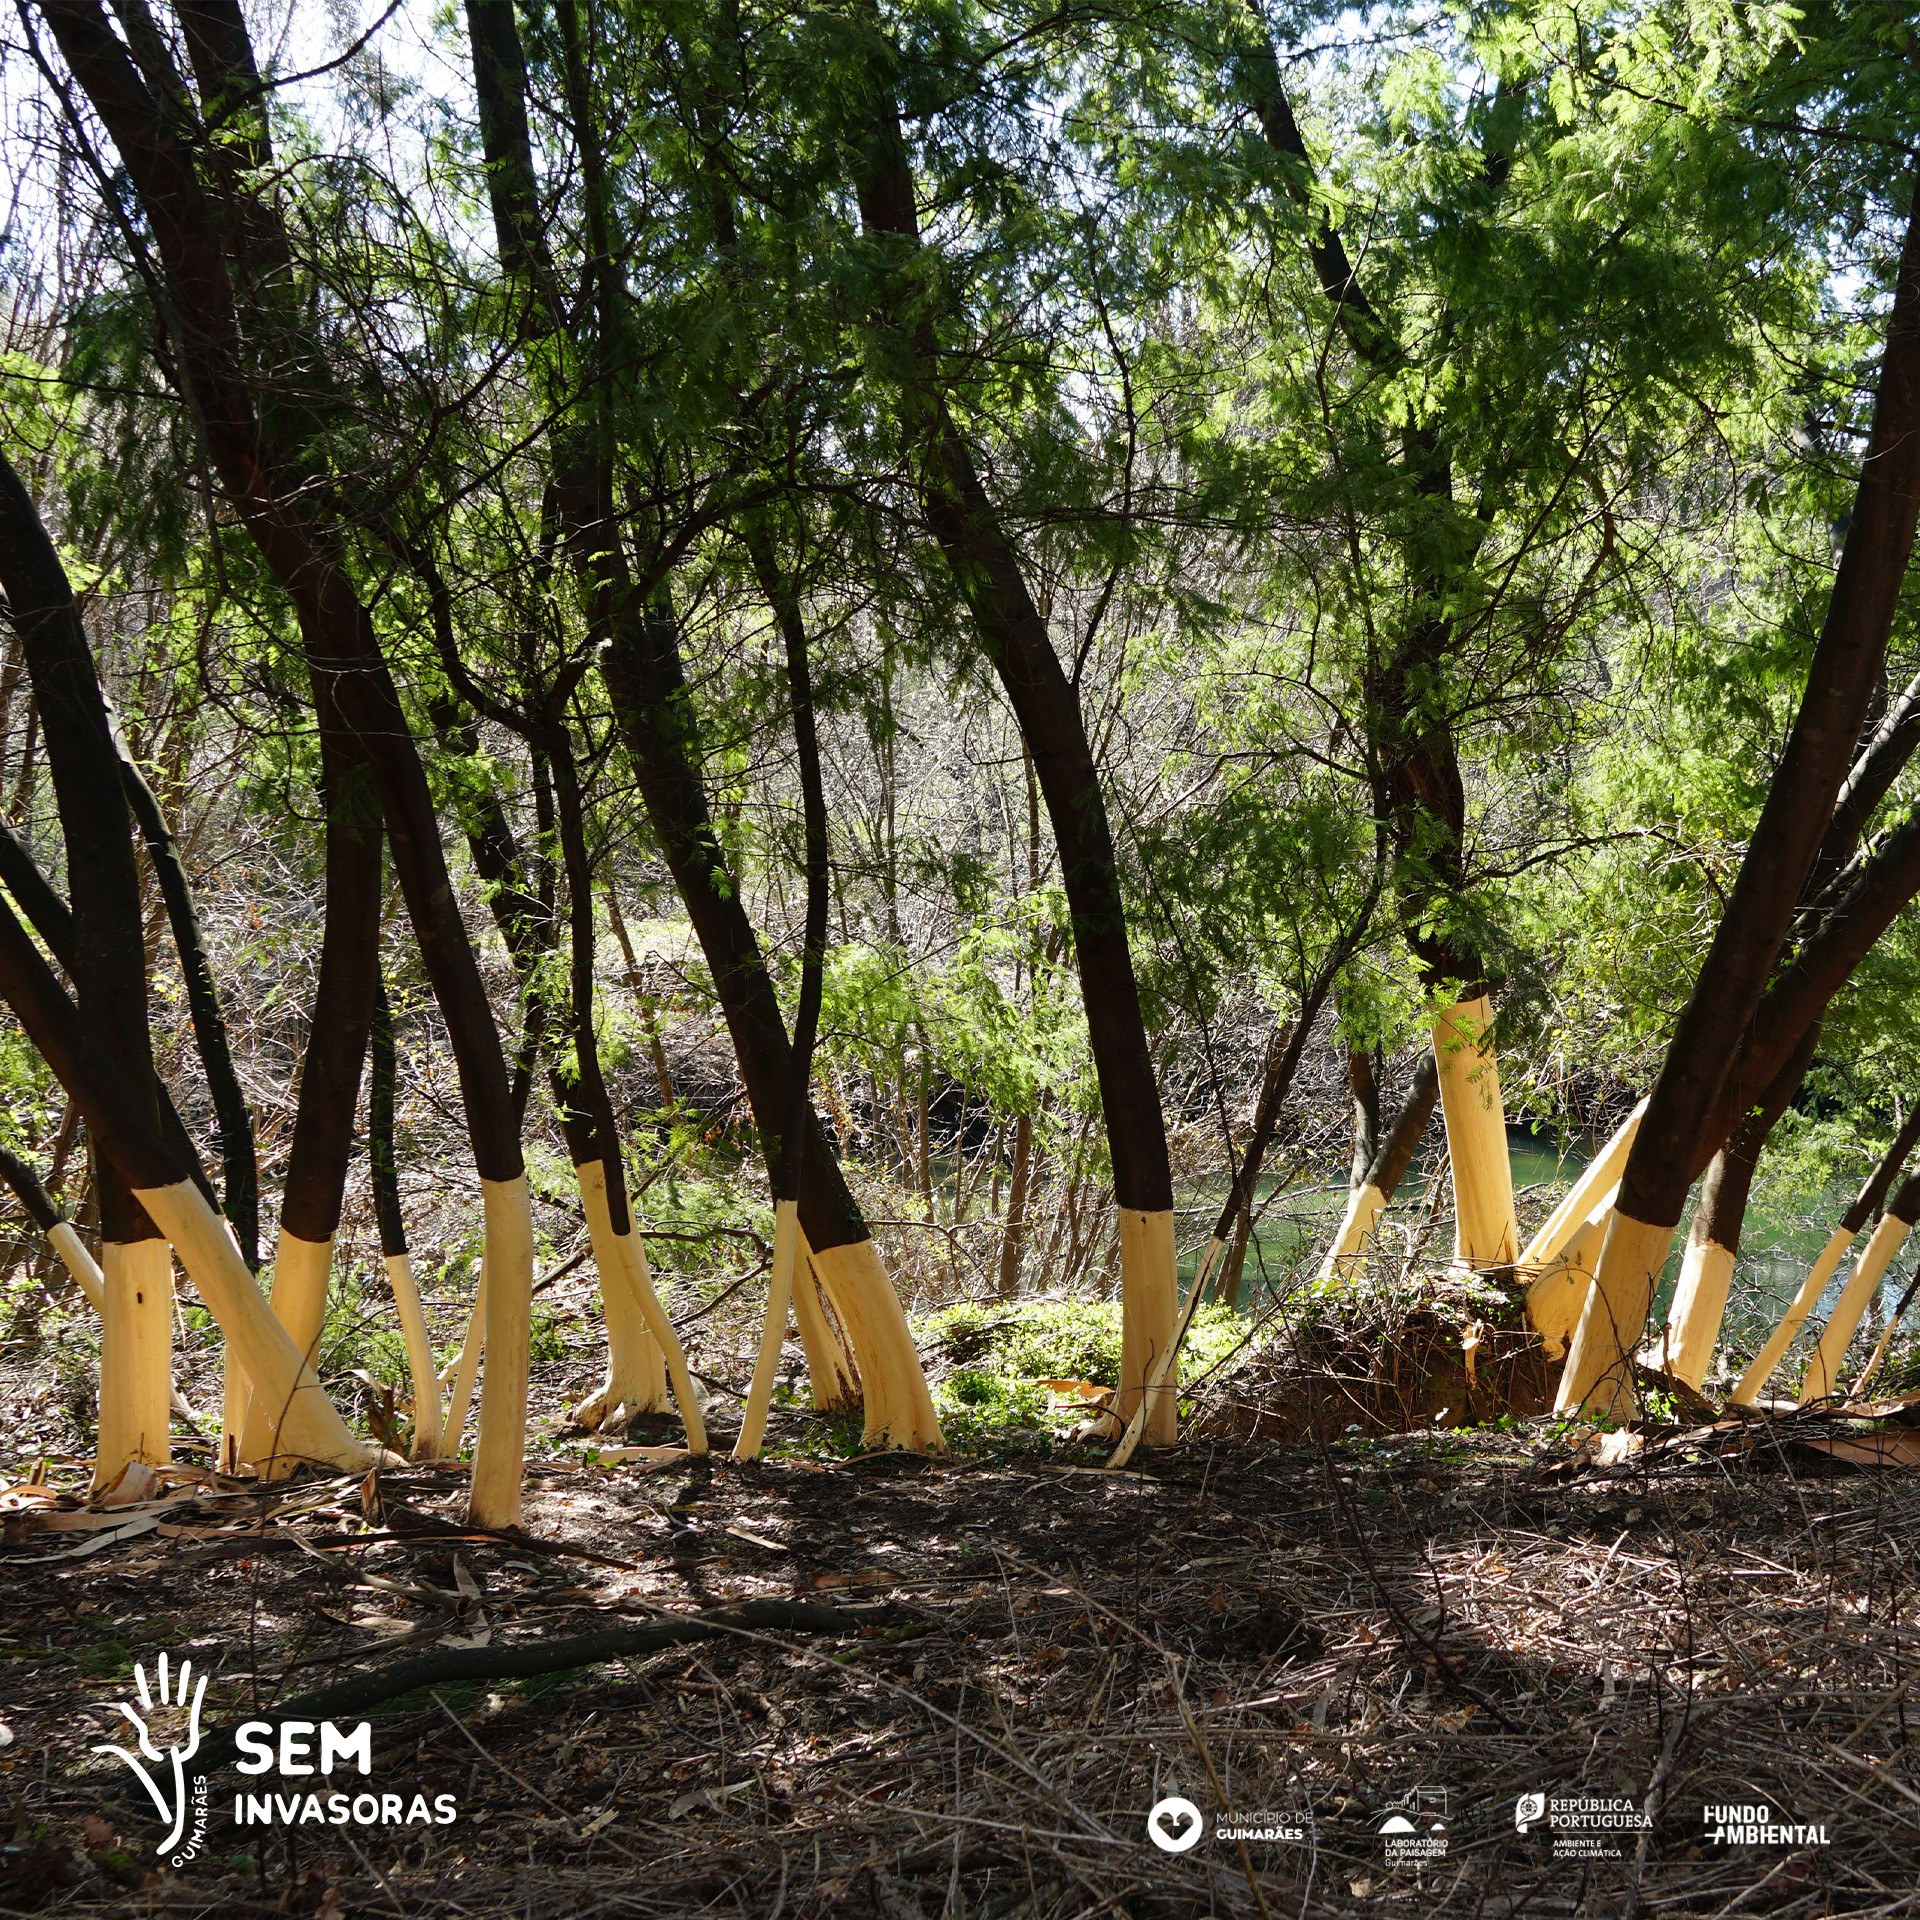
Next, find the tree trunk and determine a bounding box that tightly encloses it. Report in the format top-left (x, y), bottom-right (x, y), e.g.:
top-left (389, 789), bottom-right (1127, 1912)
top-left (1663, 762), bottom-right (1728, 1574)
top-left (1733, 1097), bottom-right (1920, 1403)
top-left (0, 446), bottom-right (171, 1488)
top-left (237, 715), bottom-right (381, 1472)
top-left (854, 91), bottom-right (1176, 1443)
top-left (1652, 1024), bottom-right (1819, 1387)
top-left (1561, 180), bottom-right (1920, 1416)
top-left (371, 973), bottom-right (443, 1459)
top-left (1799, 1166), bottom-right (1920, 1403)
top-left (0, 887), bottom-right (377, 1470)
top-left (457, 0), bottom-right (921, 1445)
top-left (114, 733), bottom-right (257, 1268)
top-left (1349, 1046), bottom-right (1381, 1188)
top-left (1318, 1052), bottom-right (1440, 1281)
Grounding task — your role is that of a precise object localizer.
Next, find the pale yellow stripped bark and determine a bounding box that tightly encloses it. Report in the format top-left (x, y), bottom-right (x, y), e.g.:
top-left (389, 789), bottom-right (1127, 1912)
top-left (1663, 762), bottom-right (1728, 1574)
top-left (570, 1161), bottom-right (667, 1432)
top-left (133, 1178), bottom-right (380, 1470)
top-left (468, 1174), bottom-right (535, 1528)
top-left (1316, 1181), bottom-right (1387, 1285)
top-left (55, 1221), bottom-right (197, 1424)
top-left (1852, 1302), bottom-right (1908, 1400)
top-left (1526, 1204), bottom-right (1609, 1358)
top-left (385, 1252), bottom-right (444, 1460)
top-left (239, 1230), bottom-right (333, 1473)
top-left (94, 1237), bottom-right (173, 1491)
top-left (1732, 1224), bottom-right (1856, 1405)
top-left (1651, 1238), bottom-right (1736, 1388)
top-left (1108, 1234), bottom-right (1222, 1470)
top-left (732, 1199), bottom-right (801, 1461)
top-left (809, 1237), bottom-right (944, 1451)
top-left (613, 1229), bottom-right (707, 1455)
top-left (1432, 998), bottom-right (1518, 1268)
top-left (1519, 1100), bottom-right (1647, 1270)
top-left (442, 1252), bottom-right (488, 1449)
top-left (1799, 1211), bottom-right (1911, 1405)
top-left (48, 1219), bottom-right (104, 1314)
top-left (1118, 1206), bottom-right (1179, 1448)
top-left (1556, 1210), bottom-right (1676, 1420)
top-left (793, 1228), bottom-right (859, 1409)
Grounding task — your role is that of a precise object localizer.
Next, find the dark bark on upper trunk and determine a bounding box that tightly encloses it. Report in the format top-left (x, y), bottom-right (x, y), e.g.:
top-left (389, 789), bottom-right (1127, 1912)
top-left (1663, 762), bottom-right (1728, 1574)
top-left (601, 598), bottom-right (872, 1252)
top-left (1349, 1046), bottom-right (1381, 1187)
top-left (1362, 1052), bottom-right (1441, 1199)
top-left (0, 887), bottom-right (182, 1192)
top-left (0, 446), bottom-right (157, 1244)
top-left (1618, 181), bottom-right (1920, 1230)
top-left (854, 101), bottom-right (1173, 1215)
top-left (114, 730), bottom-right (257, 1261)
top-left (1838, 1100), bottom-right (1920, 1235)
top-left (277, 715), bottom-right (381, 1245)
top-left (744, 523), bottom-right (831, 1204)
top-left (0, 807), bottom-right (213, 1201)
top-left (369, 973), bottom-right (406, 1260)
top-left (0, 1142), bottom-right (62, 1233)
top-left (1691, 1022), bottom-right (1821, 1257)
top-left (458, 0), bottom-right (870, 1253)
top-left (550, 746), bottom-right (634, 1235)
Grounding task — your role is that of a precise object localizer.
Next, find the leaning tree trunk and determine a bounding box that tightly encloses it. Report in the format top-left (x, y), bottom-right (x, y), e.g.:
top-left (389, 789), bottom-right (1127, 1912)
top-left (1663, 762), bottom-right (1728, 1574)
top-left (369, 975), bottom-right (444, 1458)
top-left (601, 598), bottom-right (940, 1449)
top-left (733, 520), bottom-right (837, 1462)
top-left (1240, 26), bottom-right (1519, 1274)
top-left (429, 697), bottom-right (673, 1435)
top-left (236, 710), bottom-right (382, 1473)
top-left (0, 888), bottom-right (378, 1470)
top-left (855, 94), bottom-right (1177, 1443)
top-left (114, 730), bottom-right (257, 1268)
top-left (1799, 1164), bottom-right (1920, 1404)
top-left (40, 0), bottom-right (536, 1523)
top-left (0, 446), bottom-right (172, 1489)
top-left (549, 746), bottom-right (705, 1451)
top-left (1733, 1097), bottom-right (1920, 1403)
top-left (1651, 1025), bottom-right (1820, 1388)
top-left (1318, 1053), bottom-right (1440, 1282)
top-left (1560, 179), bottom-right (1920, 1417)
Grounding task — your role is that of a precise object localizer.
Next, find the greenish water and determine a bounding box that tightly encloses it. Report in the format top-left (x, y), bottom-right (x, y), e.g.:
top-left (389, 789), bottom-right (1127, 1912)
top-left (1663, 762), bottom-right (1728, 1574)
top-left (1191, 1131), bottom-right (1895, 1367)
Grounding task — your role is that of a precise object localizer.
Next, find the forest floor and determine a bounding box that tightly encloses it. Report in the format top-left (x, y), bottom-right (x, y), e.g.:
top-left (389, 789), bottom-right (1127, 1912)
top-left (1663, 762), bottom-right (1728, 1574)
top-left (3, 1358), bottom-right (1920, 1920)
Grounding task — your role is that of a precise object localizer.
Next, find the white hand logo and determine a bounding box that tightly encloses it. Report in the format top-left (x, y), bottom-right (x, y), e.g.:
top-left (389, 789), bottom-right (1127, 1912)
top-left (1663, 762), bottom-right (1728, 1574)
top-left (93, 1653), bottom-right (208, 1854)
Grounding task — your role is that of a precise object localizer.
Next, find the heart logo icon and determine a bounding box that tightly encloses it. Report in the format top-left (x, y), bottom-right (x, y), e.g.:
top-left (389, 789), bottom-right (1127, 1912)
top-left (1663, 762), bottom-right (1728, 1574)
top-left (1147, 1795), bottom-right (1204, 1853)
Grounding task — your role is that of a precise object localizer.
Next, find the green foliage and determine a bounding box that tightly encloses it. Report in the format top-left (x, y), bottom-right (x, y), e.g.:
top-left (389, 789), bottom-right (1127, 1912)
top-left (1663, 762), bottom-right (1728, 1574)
top-left (917, 1294), bottom-right (1247, 1451)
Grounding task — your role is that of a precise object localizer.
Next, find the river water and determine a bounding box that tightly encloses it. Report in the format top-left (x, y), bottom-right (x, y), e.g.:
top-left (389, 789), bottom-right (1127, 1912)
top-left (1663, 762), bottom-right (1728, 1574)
top-left (1194, 1131), bottom-right (1910, 1371)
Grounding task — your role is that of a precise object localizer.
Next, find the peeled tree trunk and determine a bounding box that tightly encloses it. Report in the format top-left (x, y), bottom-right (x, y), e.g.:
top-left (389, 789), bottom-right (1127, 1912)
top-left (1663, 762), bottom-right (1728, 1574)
top-left (1799, 1166), bottom-right (1920, 1403)
top-left (1559, 180), bottom-right (1920, 1419)
top-left (1519, 1099), bottom-right (1647, 1354)
top-left (600, 603), bottom-right (940, 1449)
top-left (114, 735), bottom-right (257, 1269)
top-left (0, 446), bottom-right (172, 1489)
top-left (237, 719), bottom-right (381, 1473)
top-left (1649, 1027), bottom-right (1820, 1388)
top-left (39, 0), bottom-right (535, 1523)
top-left (96, 1237), bottom-right (174, 1490)
top-left (1432, 997), bottom-right (1518, 1268)
top-left (1733, 1099), bottom-right (1920, 1404)
top-left (1318, 1053), bottom-right (1440, 1282)
top-left (370, 976), bottom-right (442, 1459)
top-left (734, 517), bottom-right (858, 1463)
top-left (0, 890), bottom-right (381, 1471)
top-left (853, 90), bottom-right (1177, 1444)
